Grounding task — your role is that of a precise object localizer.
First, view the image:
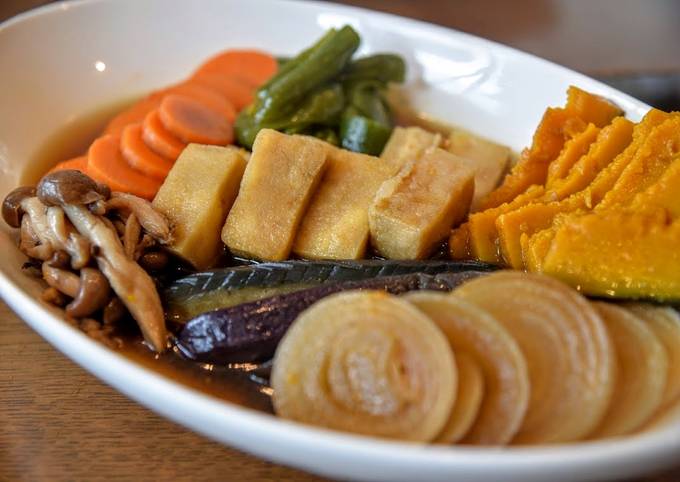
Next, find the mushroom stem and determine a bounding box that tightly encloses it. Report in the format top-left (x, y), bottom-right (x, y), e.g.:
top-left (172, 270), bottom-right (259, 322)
top-left (107, 193), bottom-right (172, 244)
top-left (62, 204), bottom-right (168, 352)
top-left (123, 213), bottom-right (141, 260)
top-left (65, 268), bottom-right (111, 318)
top-left (46, 206), bottom-right (90, 269)
top-left (20, 216), bottom-right (53, 260)
top-left (42, 263), bottom-right (80, 298)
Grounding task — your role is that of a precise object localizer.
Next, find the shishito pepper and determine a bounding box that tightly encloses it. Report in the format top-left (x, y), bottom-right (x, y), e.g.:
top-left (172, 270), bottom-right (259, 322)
top-left (234, 25), bottom-right (405, 154)
top-left (341, 54), bottom-right (406, 84)
top-left (340, 107), bottom-right (392, 155)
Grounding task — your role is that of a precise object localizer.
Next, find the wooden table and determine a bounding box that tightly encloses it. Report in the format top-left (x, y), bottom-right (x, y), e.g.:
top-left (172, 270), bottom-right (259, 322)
top-left (3, 1), bottom-right (680, 481)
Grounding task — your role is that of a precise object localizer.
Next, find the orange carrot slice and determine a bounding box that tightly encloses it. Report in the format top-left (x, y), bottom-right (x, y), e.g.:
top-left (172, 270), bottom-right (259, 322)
top-left (165, 81), bottom-right (237, 121)
top-left (87, 135), bottom-right (161, 200)
top-left (121, 124), bottom-right (174, 179)
top-left (142, 109), bottom-right (187, 161)
top-left (193, 49), bottom-right (277, 87)
top-left (104, 90), bottom-right (168, 136)
top-left (158, 94), bottom-right (233, 145)
top-left (49, 155), bottom-right (89, 174)
top-left (192, 73), bottom-right (255, 110)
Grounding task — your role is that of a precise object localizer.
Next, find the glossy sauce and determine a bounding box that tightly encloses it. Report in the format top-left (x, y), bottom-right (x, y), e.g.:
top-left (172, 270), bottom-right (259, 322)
top-left (21, 99), bottom-right (132, 184)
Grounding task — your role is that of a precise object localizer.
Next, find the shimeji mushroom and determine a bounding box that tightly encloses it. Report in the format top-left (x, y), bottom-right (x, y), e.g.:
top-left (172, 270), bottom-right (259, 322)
top-left (35, 171), bottom-right (169, 352)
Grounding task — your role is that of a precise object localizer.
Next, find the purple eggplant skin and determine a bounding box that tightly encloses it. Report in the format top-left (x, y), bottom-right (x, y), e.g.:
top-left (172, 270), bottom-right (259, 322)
top-left (176, 270), bottom-right (488, 364)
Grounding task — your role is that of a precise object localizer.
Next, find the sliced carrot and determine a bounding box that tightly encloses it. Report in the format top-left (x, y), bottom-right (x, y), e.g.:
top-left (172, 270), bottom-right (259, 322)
top-left (192, 49), bottom-right (277, 87)
top-left (158, 95), bottom-right (234, 145)
top-left (87, 135), bottom-right (161, 200)
top-left (121, 124), bottom-right (174, 179)
top-left (104, 90), bottom-right (167, 136)
top-left (49, 155), bottom-right (89, 174)
top-left (142, 109), bottom-right (187, 161)
top-left (164, 81), bottom-right (237, 121)
top-left (191, 73), bottom-right (255, 110)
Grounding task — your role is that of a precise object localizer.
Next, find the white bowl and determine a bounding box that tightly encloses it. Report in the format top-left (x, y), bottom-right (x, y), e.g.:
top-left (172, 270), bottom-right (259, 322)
top-left (0, 1), bottom-right (675, 481)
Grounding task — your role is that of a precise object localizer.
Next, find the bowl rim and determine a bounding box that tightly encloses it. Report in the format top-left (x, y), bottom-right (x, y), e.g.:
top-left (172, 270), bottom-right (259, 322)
top-left (0, 0), bottom-right (673, 479)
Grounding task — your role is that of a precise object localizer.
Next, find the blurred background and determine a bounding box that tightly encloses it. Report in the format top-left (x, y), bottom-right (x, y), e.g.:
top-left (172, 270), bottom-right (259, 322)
top-left (2, 0), bottom-right (680, 110)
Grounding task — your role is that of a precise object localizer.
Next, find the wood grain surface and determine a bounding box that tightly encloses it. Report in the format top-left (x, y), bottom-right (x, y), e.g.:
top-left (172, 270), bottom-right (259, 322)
top-left (3, 1), bottom-right (680, 481)
top-left (0, 302), bottom-right (326, 482)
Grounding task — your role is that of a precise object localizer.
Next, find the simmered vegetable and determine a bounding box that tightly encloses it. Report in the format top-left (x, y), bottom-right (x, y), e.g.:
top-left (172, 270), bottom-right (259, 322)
top-left (271, 291), bottom-right (456, 442)
top-left (176, 269), bottom-right (491, 364)
top-left (165, 259), bottom-right (497, 322)
top-left (234, 26), bottom-right (405, 154)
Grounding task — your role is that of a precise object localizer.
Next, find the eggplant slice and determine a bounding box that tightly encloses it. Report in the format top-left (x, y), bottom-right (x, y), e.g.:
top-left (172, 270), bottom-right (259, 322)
top-left (165, 259), bottom-right (495, 322)
top-left (176, 268), bottom-right (493, 364)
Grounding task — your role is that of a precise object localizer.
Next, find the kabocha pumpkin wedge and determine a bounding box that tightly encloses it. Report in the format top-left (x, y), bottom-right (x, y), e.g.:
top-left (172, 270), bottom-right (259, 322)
top-left (497, 119), bottom-right (635, 269)
top-left (369, 148), bottom-right (474, 259)
top-left (271, 291), bottom-right (457, 442)
top-left (545, 117), bottom-right (634, 200)
top-left (541, 210), bottom-right (680, 301)
top-left (454, 272), bottom-right (614, 444)
top-left (627, 155), bottom-right (680, 218)
top-left (476, 107), bottom-right (587, 211)
top-left (403, 292), bottom-right (529, 445)
top-left (152, 144), bottom-right (247, 269)
top-left (596, 115), bottom-right (680, 210)
top-left (464, 185), bottom-right (546, 263)
top-left (446, 130), bottom-right (510, 211)
top-left (293, 147), bottom-right (393, 260)
top-left (623, 303), bottom-right (680, 409)
top-left (545, 123), bottom-right (600, 186)
top-left (564, 85), bottom-right (623, 128)
top-left (222, 129), bottom-right (327, 261)
top-left (589, 303), bottom-right (668, 438)
top-left (499, 110), bottom-right (669, 269)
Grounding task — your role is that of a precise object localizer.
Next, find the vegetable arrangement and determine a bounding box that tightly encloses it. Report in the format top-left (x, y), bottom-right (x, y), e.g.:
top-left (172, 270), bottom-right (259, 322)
top-left (271, 272), bottom-right (680, 444)
top-left (451, 86), bottom-right (680, 302)
top-left (235, 26), bottom-right (405, 155)
top-left (6, 22), bottom-right (680, 451)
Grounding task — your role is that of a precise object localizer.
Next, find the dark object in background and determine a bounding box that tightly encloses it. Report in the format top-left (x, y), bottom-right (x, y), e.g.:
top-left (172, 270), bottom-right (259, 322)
top-left (600, 73), bottom-right (680, 112)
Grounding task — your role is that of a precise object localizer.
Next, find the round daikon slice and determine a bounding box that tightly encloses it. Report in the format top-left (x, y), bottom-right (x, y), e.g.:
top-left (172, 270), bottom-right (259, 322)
top-left (590, 302), bottom-right (668, 438)
top-left (271, 290), bottom-right (456, 442)
top-left (623, 302), bottom-right (680, 409)
top-left (454, 271), bottom-right (614, 444)
top-left (404, 292), bottom-right (529, 445)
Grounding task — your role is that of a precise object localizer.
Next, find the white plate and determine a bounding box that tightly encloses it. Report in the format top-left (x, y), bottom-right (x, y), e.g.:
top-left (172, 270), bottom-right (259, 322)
top-left (0, 1), bottom-right (675, 481)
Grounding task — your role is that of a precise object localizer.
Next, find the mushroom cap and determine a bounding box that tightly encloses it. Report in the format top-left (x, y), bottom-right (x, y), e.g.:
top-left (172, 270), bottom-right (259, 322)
top-left (2, 186), bottom-right (36, 227)
top-left (37, 170), bottom-right (110, 207)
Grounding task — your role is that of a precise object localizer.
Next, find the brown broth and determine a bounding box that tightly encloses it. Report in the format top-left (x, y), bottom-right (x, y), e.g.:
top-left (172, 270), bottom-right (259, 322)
top-left (118, 338), bottom-right (273, 412)
top-left (21, 98), bottom-right (134, 185)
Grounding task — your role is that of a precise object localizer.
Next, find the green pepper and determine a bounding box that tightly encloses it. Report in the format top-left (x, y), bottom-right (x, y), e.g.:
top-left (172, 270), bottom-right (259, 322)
top-left (346, 80), bottom-right (391, 126)
top-left (285, 83), bottom-right (345, 128)
top-left (234, 109), bottom-right (260, 149)
top-left (341, 54), bottom-right (406, 84)
top-left (340, 107), bottom-right (392, 155)
top-left (255, 26), bottom-right (360, 122)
